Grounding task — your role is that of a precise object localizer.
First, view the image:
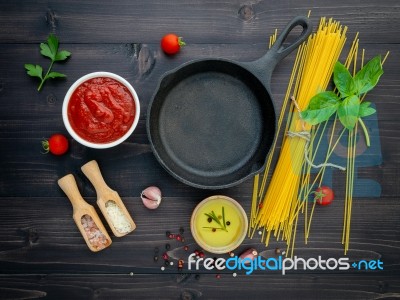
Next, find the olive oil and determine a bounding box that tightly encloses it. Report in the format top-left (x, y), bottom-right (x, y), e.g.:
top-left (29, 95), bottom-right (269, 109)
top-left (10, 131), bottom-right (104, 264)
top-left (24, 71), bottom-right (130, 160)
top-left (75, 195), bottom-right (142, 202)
top-left (191, 196), bottom-right (248, 253)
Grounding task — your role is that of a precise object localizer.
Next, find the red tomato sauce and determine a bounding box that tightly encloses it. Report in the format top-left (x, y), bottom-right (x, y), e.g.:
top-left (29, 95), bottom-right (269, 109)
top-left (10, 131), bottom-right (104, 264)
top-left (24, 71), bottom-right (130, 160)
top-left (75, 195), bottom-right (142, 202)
top-left (68, 77), bottom-right (135, 144)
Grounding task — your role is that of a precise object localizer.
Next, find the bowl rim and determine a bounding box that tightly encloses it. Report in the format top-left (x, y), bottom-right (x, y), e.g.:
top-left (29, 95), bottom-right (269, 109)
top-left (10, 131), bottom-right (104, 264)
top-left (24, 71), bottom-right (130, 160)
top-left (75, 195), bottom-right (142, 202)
top-left (190, 195), bottom-right (248, 254)
top-left (62, 71), bottom-right (140, 149)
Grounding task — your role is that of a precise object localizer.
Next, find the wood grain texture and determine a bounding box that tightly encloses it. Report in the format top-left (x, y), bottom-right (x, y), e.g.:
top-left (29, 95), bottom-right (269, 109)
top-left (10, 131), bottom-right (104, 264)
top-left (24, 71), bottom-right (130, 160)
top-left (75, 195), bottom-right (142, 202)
top-left (0, 0), bottom-right (399, 44)
top-left (0, 274), bottom-right (400, 300)
top-left (0, 0), bottom-right (399, 299)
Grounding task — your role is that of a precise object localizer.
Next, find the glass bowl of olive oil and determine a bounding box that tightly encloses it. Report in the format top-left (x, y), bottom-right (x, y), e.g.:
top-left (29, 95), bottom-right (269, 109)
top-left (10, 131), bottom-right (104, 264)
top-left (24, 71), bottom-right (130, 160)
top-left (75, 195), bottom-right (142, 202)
top-left (190, 195), bottom-right (248, 254)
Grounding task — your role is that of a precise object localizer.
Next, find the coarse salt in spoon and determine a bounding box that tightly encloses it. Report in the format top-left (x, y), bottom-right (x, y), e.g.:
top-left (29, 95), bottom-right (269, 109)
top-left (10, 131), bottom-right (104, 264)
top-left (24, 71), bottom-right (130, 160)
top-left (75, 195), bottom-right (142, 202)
top-left (58, 174), bottom-right (112, 252)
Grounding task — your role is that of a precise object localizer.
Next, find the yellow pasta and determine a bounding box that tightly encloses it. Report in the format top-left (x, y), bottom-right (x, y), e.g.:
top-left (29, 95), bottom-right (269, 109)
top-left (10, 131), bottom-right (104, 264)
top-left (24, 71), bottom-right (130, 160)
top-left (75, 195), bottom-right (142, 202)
top-left (251, 17), bottom-right (348, 251)
top-left (250, 15), bottom-right (390, 256)
top-left (341, 49), bottom-right (389, 254)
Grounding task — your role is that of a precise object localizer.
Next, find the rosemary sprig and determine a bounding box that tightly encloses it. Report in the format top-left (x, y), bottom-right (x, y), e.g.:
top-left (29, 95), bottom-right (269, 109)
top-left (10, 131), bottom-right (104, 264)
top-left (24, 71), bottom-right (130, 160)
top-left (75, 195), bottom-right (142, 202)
top-left (203, 207), bottom-right (228, 232)
top-left (222, 206), bottom-right (226, 229)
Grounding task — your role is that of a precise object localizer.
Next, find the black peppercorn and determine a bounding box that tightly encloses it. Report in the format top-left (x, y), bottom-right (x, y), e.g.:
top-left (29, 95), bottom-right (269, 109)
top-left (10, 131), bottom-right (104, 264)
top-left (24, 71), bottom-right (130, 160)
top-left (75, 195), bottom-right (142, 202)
top-left (165, 243), bottom-right (171, 250)
top-left (179, 227), bottom-right (184, 234)
top-left (207, 217), bottom-right (212, 223)
top-left (154, 256), bottom-right (159, 262)
top-left (226, 221), bottom-right (231, 226)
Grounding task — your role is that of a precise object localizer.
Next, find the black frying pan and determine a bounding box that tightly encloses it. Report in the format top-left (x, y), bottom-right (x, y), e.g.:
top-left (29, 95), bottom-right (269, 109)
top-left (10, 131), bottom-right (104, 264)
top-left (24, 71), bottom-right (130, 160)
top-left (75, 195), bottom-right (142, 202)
top-left (147, 16), bottom-right (312, 189)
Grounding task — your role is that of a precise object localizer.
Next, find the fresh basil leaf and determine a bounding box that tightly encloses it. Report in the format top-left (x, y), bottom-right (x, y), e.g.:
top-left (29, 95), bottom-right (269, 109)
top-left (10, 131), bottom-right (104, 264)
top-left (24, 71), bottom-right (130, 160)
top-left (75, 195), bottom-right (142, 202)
top-left (55, 50), bottom-right (71, 62)
top-left (354, 56), bottom-right (383, 95)
top-left (334, 61), bottom-right (356, 97)
top-left (300, 91), bottom-right (340, 125)
top-left (46, 72), bottom-right (66, 79)
top-left (359, 101), bottom-right (376, 117)
top-left (24, 64), bottom-right (43, 79)
top-left (338, 95), bottom-right (360, 129)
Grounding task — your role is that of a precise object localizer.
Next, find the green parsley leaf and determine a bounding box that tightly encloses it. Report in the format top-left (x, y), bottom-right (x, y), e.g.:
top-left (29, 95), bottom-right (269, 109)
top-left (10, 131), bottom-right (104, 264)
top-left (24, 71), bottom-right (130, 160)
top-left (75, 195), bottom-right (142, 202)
top-left (354, 56), bottom-right (383, 95)
top-left (337, 95), bottom-right (360, 129)
top-left (301, 91), bottom-right (340, 125)
top-left (47, 34), bottom-right (59, 57)
top-left (55, 50), bottom-right (71, 62)
top-left (334, 61), bottom-right (356, 97)
top-left (25, 34), bottom-right (70, 91)
top-left (47, 72), bottom-right (67, 79)
top-left (24, 64), bottom-right (43, 80)
top-left (359, 101), bottom-right (376, 117)
top-left (40, 42), bottom-right (54, 60)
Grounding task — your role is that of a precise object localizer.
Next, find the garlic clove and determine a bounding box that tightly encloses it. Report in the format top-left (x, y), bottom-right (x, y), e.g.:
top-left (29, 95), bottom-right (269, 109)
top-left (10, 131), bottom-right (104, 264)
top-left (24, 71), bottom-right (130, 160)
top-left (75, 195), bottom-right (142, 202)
top-left (141, 186), bottom-right (162, 209)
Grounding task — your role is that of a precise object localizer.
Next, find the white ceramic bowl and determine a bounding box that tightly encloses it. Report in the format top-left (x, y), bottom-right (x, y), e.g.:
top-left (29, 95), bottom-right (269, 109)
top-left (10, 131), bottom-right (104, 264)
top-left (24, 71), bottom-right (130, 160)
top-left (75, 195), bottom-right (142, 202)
top-left (62, 72), bottom-right (140, 149)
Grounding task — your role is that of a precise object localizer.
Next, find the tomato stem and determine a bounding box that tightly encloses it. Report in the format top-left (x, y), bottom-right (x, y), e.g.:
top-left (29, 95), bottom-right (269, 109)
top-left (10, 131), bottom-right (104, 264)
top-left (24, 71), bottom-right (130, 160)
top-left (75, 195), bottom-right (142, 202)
top-left (41, 139), bottom-right (50, 154)
top-left (178, 37), bottom-right (186, 47)
top-left (312, 190), bottom-right (326, 204)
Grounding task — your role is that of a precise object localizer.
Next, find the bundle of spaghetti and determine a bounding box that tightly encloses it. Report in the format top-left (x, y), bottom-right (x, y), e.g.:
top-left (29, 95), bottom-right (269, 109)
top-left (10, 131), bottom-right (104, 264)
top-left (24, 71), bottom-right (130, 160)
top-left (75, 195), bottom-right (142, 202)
top-left (252, 18), bottom-right (348, 246)
top-left (295, 41), bottom-right (390, 255)
top-left (299, 36), bottom-right (361, 253)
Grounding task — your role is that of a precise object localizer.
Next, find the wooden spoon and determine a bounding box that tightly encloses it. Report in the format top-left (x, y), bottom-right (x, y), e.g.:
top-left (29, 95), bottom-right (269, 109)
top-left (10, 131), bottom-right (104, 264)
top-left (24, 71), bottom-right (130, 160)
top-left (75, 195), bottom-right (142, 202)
top-left (81, 160), bottom-right (136, 237)
top-left (58, 174), bottom-right (112, 252)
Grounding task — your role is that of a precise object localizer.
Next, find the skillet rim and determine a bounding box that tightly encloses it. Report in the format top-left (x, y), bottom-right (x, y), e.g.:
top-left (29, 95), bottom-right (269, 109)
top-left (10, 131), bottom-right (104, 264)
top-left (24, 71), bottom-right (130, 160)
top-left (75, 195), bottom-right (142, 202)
top-left (146, 57), bottom-right (276, 189)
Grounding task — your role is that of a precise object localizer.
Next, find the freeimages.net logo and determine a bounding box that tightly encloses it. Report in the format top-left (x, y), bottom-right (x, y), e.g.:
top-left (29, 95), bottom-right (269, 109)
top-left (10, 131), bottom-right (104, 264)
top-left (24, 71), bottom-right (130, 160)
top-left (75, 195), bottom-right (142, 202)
top-left (187, 253), bottom-right (383, 275)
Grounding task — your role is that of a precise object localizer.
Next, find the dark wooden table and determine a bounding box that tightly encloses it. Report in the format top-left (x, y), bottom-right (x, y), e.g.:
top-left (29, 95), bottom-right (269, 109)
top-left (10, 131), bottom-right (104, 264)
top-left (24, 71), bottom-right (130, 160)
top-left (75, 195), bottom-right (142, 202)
top-left (1, 1), bottom-right (399, 299)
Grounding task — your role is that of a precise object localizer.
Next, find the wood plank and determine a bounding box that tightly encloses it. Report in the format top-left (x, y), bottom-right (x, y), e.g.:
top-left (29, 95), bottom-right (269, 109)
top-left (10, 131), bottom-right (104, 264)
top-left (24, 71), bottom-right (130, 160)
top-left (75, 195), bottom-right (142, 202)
top-left (0, 196), bottom-right (399, 274)
top-left (0, 0), bottom-right (399, 44)
top-left (0, 126), bottom-right (397, 198)
top-left (0, 274), bottom-right (399, 299)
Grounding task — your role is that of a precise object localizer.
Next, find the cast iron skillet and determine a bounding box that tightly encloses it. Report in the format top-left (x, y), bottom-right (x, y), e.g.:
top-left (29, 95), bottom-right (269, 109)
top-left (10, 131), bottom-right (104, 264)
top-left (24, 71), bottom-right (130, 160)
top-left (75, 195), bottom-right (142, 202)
top-left (147, 16), bottom-right (312, 189)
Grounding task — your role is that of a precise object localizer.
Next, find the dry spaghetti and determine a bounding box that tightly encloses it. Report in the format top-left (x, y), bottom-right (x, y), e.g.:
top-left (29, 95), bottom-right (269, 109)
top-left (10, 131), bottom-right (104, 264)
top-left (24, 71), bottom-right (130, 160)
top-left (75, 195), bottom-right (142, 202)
top-left (251, 17), bottom-right (348, 251)
top-left (250, 16), bottom-right (390, 256)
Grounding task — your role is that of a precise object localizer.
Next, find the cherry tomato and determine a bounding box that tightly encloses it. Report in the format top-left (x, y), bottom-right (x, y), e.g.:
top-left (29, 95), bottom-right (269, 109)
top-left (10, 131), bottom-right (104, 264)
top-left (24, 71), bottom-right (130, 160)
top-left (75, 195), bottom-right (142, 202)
top-left (314, 186), bottom-right (334, 206)
top-left (42, 134), bottom-right (69, 155)
top-left (161, 33), bottom-right (185, 55)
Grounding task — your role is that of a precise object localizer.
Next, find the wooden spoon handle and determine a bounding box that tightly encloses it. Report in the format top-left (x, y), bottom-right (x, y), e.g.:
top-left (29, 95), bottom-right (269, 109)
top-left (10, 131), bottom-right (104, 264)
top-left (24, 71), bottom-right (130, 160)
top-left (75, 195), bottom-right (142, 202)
top-left (81, 160), bottom-right (111, 197)
top-left (58, 174), bottom-right (89, 211)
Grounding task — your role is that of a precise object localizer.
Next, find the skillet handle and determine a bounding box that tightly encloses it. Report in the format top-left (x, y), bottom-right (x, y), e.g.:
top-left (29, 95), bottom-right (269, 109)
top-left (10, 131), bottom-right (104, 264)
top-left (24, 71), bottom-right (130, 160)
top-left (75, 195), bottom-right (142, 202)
top-left (268, 16), bottom-right (312, 62)
top-left (251, 16), bottom-right (312, 88)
